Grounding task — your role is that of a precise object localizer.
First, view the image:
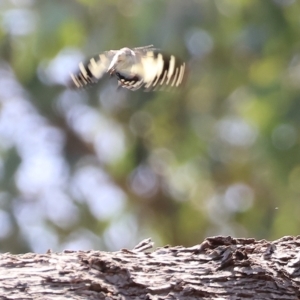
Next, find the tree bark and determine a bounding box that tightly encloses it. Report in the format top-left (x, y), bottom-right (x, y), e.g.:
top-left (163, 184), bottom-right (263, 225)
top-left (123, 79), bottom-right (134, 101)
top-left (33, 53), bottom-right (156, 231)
top-left (0, 236), bottom-right (299, 299)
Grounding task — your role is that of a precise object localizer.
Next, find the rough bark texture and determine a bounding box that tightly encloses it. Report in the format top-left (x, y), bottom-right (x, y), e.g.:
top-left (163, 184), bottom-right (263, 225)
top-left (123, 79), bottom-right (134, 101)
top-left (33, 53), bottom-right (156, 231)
top-left (1, 236), bottom-right (300, 299)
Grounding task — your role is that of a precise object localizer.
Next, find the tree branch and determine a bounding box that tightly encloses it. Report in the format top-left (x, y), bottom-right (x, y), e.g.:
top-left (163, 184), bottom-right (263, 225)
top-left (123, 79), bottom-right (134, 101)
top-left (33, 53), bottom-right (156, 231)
top-left (1, 236), bottom-right (299, 299)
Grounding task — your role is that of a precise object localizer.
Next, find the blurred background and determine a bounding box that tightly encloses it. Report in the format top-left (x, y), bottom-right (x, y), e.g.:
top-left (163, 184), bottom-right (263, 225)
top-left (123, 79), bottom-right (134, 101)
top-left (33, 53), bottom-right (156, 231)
top-left (0, 0), bottom-right (300, 253)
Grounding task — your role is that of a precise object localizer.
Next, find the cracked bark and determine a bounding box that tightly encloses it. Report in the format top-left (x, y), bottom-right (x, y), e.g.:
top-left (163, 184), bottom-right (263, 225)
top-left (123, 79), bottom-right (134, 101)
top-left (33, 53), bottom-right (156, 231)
top-left (1, 236), bottom-right (300, 300)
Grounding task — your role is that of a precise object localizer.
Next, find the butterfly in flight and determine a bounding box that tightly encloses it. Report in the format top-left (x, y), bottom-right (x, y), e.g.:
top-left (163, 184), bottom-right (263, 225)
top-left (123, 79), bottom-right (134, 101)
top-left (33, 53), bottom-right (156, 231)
top-left (70, 45), bottom-right (186, 91)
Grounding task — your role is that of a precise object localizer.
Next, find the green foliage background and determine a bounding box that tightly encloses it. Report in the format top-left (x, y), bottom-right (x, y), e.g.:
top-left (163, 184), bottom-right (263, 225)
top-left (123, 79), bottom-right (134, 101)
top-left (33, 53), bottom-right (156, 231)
top-left (0, 0), bottom-right (300, 253)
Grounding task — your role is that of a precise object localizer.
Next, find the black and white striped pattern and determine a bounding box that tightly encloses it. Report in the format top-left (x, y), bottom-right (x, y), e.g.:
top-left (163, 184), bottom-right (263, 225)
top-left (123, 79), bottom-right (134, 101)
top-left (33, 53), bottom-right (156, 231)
top-left (70, 45), bottom-right (186, 91)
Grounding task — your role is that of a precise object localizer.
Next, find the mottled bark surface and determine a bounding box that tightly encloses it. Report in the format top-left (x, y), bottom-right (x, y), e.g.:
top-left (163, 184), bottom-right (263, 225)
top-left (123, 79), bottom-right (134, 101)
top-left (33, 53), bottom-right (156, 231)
top-left (1, 236), bottom-right (300, 299)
